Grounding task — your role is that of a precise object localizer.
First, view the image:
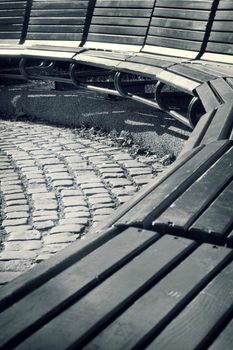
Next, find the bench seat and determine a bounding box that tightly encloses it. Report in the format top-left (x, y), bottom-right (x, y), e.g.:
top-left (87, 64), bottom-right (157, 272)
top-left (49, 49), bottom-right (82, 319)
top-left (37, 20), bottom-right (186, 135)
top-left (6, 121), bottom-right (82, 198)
top-left (0, 225), bottom-right (233, 349)
top-left (115, 139), bottom-right (233, 246)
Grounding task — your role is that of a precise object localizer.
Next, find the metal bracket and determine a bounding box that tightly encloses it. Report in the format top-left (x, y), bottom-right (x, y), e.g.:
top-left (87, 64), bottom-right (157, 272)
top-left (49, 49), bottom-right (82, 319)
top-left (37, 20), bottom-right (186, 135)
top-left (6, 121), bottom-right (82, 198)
top-left (187, 96), bottom-right (201, 128)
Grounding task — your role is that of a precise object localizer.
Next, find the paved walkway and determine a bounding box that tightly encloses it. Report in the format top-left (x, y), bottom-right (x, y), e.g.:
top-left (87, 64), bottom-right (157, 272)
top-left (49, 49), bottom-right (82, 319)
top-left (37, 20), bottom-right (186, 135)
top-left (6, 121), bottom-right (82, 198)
top-left (0, 119), bottom-right (167, 285)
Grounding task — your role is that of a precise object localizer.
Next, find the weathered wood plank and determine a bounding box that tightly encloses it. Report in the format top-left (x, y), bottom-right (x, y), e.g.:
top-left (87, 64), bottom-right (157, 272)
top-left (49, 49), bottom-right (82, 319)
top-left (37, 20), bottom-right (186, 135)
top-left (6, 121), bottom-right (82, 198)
top-left (202, 102), bottom-right (233, 143)
top-left (0, 227), bottom-right (158, 349)
top-left (15, 235), bottom-right (196, 349)
top-left (147, 259), bottom-right (233, 350)
top-left (116, 140), bottom-right (230, 228)
top-left (154, 146), bottom-right (233, 235)
top-left (179, 109), bottom-right (216, 157)
top-left (209, 319), bottom-right (233, 350)
top-left (190, 180), bottom-right (233, 242)
top-left (84, 244), bottom-right (233, 349)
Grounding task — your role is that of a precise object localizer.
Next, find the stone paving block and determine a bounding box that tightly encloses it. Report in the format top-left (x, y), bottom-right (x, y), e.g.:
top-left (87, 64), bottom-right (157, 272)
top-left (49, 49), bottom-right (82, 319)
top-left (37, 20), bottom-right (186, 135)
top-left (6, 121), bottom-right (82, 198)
top-left (133, 175), bottom-right (155, 185)
top-left (88, 197), bottom-right (113, 205)
top-left (112, 153), bottom-right (133, 161)
top-left (62, 196), bottom-right (87, 207)
top-left (52, 180), bottom-right (73, 187)
top-left (4, 205), bottom-right (29, 213)
top-left (108, 178), bottom-right (132, 187)
top-left (76, 176), bottom-right (101, 184)
top-left (102, 172), bottom-right (125, 179)
top-left (60, 189), bottom-right (82, 197)
top-left (37, 158), bottom-right (61, 166)
top-left (34, 221), bottom-right (55, 230)
top-left (44, 233), bottom-right (78, 244)
top-left (64, 211), bottom-right (90, 218)
top-left (1, 180), bottom-right (21, 186)
top-left (1, 186), bottom-right (23, 193)
top-left (119, 160), bottom-right (148, 168)
top-left (33, 201), bottom-right (58, 210)
top-left (41, 243), bottom-right (69, 253)
top-left (36, 253), bottom-right (54, 262)
top-left (59, 218), bottom-right (89, 226)
top-left (83, 188), bottom-right (109, 196)
top-left (91, 203), bottom-right (115, 210)
top-left (6, 211), bottom-right (29, 219)
top-left (27, 186), bottom-right (48, 194)
top-left (50, 224), bottom-right (84, 234)
top-left (80, 182), bottom-right (104, 189)
top-left (94, 208), bottom-right (115, 216)
top-left (0, 271), bottom-right (22, 285)
top-left (33, 214), bottom-right (58, 222)
top-left (33, 210), bottom-right (58, 217)
top-left (8, 230), bottom-right (41, 241)
top-left (64, 205), bottom-right (89, 215)
top-left (4, 240), bottom-right (42, 251)
top-left (32, 192), bottom-right (56, 200)
top-left (48, 172), bottom-right (71, 180)
top-left (128, 168), bottom-right (152, 176)
top-left (44, 165), bottom-right (66, 172)
top-left (4, 193), bottom-right (26, 201)
top-left (5, 199), bottom-right (28, 206)
top-left (112, 186), bottom-right (136, 196)
top-left (2, 218), bottom-right (28, 227)
top-left (0, 260), bottom-right (35, 271)
top-left (0, 250), bottom-right (37, 260)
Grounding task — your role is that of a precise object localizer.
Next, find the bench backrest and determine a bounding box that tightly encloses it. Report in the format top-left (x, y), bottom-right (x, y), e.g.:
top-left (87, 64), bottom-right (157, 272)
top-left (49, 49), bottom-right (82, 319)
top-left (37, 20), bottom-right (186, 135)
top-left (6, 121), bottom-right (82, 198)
top-left (85, 0), bottom-right (156, 52)
top-left (202, 0), bottom-right (233, 64)
top-left (142, 0), bottom-right (215, 59)
top-left (0, 0), bottom-right (28, 43)
top-left (25, 0), bottom-right (91, 46)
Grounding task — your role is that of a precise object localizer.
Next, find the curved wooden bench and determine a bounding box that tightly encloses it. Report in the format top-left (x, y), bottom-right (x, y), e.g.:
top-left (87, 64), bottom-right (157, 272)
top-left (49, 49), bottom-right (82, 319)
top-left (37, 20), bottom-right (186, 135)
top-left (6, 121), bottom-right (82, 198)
top-left (1, 2), bottom-right (233, 349)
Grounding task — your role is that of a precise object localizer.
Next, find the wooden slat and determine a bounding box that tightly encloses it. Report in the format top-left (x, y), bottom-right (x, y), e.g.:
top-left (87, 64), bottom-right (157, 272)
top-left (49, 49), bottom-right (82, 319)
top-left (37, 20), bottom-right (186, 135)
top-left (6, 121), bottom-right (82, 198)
top-left (209, 318), bottom-right (233, 350)
top-left (27, 0), bottom-right (90, 42)
top-left (179, 109), bottom-right (216, 157)
top-left (154, 146), bottom-right (233, 236)
top-left (15, 235), bottom-right (196, 349)
top-left (83, 244), bottom-right (233, 349)
top-left (0, 226), bottom-right (121, 312)
top-left (116, 140), bottom-right (230, 228)
top-left (147, 260), bottom-right (233, 350)
top-left (168, 64), bottom-right (216, 83)
top-left (0, 0), bottom-right (26, 41)
top-left (155, 0), bottom-right (213, 10)
top-left (0, 227), bottom-right (158, 349)
top-left (196, 82), bottom-right (221, 112)
top-left (190, 180), bottom-right (233, 242)
top-left (210, 78), bottom-right (233, 103)
top-left (201, 102), bottom-right (233, 144)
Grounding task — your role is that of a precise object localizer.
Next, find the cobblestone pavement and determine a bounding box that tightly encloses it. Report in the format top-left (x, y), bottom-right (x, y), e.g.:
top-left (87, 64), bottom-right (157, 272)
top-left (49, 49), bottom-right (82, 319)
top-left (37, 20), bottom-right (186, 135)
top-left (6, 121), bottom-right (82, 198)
top-left (0, 119), bottom-right (168, 286)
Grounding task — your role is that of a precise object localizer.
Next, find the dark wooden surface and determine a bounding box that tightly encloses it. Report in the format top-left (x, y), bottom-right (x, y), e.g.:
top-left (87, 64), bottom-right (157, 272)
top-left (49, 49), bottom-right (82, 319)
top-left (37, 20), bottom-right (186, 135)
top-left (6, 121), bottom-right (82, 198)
top-left (27, 0), bottom-right (90, 42)
top-left (87, 0), bottom-right (155, 45)
top-left (0, 0), bottom-right (27, 41)
top-left (116, 140), bottom-right (230, 228)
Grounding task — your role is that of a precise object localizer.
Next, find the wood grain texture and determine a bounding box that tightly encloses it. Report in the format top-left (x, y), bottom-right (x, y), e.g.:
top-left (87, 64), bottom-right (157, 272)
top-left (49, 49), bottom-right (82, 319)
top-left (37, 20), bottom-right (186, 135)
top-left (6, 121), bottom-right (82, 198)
top-left (154, 146), bottom-right (233, 235)
top-left (147, 259), bottom-right (233, 350)
top-left (84, 244), bottom-right (233, 350)
top-left (15, 235), bottom-right (196, 350)
top-left (117, 140), bottom-right (230, 228)
top-left (0, 227), bottom-right (158, 349)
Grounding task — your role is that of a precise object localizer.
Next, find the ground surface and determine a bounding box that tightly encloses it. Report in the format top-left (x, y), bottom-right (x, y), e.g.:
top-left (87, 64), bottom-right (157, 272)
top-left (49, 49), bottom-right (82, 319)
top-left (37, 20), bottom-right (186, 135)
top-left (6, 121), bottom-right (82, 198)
top-left (0, 118), bottom-right (172, 286)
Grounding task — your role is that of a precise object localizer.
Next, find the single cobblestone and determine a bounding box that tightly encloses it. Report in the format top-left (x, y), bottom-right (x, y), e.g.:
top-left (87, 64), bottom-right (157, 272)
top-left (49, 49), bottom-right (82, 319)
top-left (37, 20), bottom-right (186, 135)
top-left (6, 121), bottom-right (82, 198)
top-left (0, 119), bottom-right (168, 285)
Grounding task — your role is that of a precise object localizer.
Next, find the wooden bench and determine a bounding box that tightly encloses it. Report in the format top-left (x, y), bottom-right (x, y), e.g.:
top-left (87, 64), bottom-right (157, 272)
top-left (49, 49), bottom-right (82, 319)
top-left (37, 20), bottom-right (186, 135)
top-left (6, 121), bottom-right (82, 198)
top-left (0, 2), bottom-right (233, 348)
top-left (0, 226), bottom-right (233, 349)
